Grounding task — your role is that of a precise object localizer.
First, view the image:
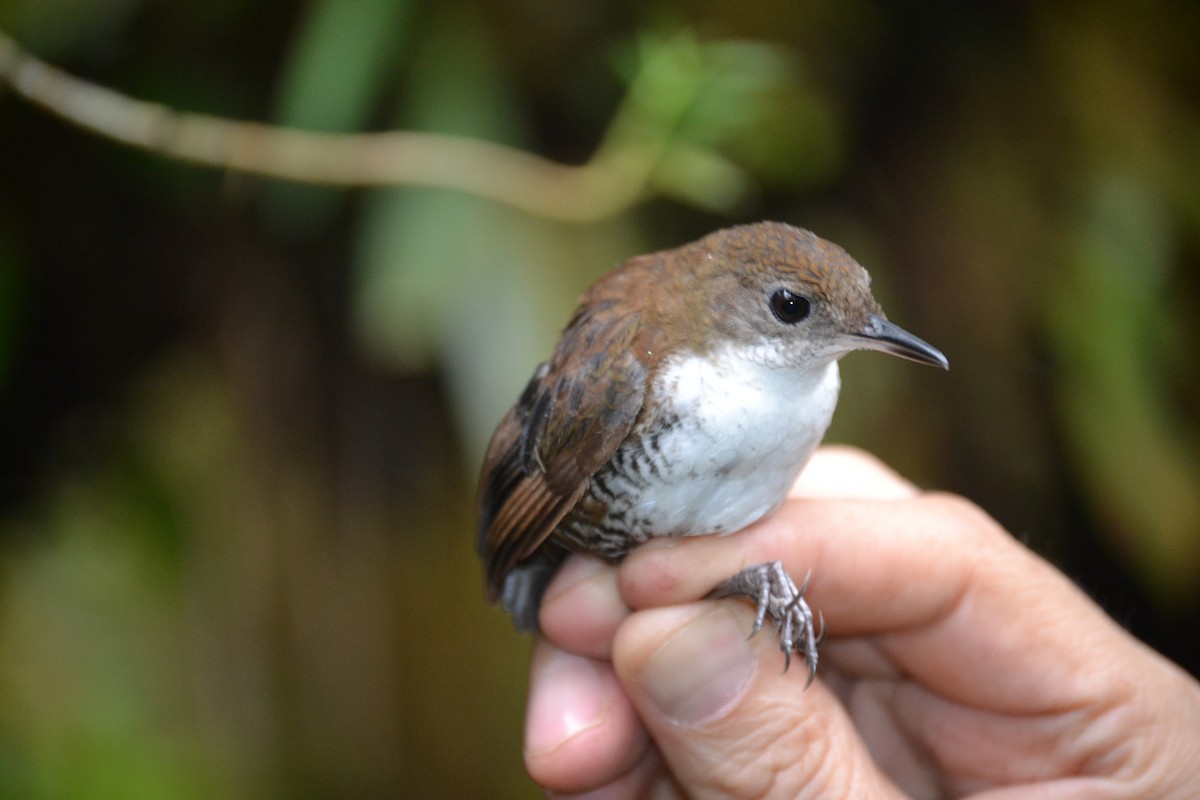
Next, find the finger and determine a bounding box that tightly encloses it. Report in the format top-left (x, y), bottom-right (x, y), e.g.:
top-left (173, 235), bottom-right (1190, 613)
top-left (546, 749), bottom-right (669, 800)
top-left (536, 446), bottom-right (915, 655)
top-left (620, 491), bottom-right (1141, 714)
top-left (540, 555), bottom-right (628, 660)
top-left (618, 492), bottom-right (992, 639)
top-left (791, 446), bottom-right (920, 500)
top-left (525, 639), bottom-right (650, 794)
top-left (612, 602), bottom-right (905, 799)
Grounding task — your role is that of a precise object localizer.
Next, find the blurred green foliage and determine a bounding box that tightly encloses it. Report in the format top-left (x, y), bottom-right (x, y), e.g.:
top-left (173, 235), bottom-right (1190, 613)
top-left (263, 0), bottom-right (414, 230)
top-left (0, 0), bottom-right (1198, 798)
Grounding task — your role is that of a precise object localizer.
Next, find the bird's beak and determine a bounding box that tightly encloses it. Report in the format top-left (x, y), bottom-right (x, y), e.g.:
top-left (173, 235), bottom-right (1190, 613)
top-left (851, 315), bottom-right (948, 369)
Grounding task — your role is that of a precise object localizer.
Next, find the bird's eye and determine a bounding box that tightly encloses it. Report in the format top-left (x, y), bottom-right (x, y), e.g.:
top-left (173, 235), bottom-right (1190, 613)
top-left (770, 289), bottom-right (811, 324)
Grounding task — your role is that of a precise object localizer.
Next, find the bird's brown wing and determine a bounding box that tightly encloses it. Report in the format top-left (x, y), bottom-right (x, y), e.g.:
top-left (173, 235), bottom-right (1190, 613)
top-left (476, 299), bottom-right (654, 601)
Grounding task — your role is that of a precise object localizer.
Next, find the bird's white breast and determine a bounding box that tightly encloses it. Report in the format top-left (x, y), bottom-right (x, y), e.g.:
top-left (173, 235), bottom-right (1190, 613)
top-left (630, 342), bottom-right (842, 537)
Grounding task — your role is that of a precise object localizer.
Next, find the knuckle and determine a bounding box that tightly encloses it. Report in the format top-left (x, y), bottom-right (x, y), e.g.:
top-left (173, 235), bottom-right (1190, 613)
top-left (920, 491), bottom-right (1006, 545)
top-left (697, 708), bottom-right (835, 799)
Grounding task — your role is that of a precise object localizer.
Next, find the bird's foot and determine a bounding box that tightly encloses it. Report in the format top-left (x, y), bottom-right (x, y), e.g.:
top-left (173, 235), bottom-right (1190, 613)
top-left (707, 561), bottom-right (825, 687)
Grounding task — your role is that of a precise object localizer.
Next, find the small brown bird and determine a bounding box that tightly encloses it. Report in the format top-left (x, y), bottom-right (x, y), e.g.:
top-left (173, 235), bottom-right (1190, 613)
top-left (476, 222), bottom-right (946, 681)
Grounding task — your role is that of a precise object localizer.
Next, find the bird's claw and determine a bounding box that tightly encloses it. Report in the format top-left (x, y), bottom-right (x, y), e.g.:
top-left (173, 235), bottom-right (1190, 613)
top-left (707, 560), bottom-right (822, 687)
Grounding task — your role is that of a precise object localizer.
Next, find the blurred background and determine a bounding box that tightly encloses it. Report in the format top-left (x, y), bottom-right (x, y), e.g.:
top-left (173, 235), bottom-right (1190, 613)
top-left (0, 0), bottom-right (1197, 797)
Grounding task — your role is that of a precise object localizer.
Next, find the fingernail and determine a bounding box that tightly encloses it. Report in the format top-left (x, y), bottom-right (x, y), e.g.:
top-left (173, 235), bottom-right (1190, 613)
top-left (638, 606), bottom-right (757, 726)
top-left (525, 649), bottom-right (608, 756)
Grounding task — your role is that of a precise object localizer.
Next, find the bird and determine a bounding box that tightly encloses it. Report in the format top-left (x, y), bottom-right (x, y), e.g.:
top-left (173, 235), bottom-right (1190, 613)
top-left (476, 221), bottom-right (947, 683)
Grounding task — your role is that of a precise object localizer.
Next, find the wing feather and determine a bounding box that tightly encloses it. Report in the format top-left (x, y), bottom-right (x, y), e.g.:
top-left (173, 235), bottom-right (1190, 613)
top-left (476, 300), bottom-right (655, 601)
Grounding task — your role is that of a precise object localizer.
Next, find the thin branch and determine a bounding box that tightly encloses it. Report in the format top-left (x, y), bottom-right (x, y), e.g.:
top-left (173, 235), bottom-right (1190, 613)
top-left (0, 29), bottom-right (668, 223)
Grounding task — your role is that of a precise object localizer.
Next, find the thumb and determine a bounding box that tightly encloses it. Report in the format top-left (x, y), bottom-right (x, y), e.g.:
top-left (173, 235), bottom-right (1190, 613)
top-left (613, 602), bottom-right (901, 800)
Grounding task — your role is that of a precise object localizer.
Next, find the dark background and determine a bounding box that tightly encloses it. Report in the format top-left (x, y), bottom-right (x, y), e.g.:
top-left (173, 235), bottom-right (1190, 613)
top-left (1, 1), bottom-right (1197, 797)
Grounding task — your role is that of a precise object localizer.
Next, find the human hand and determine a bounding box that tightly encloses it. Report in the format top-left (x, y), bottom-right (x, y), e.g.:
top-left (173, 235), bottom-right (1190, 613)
top-left (522, 446), bottom-right (1200, 798)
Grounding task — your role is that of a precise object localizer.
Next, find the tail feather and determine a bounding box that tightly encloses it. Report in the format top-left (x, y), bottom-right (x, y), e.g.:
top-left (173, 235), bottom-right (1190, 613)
top-left (500, 550), bottom-right (568, 632)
